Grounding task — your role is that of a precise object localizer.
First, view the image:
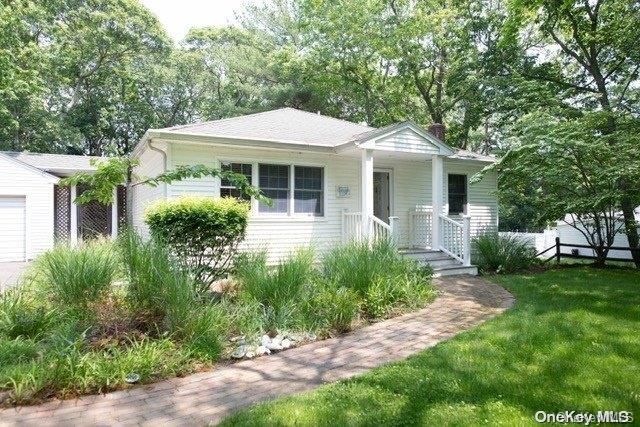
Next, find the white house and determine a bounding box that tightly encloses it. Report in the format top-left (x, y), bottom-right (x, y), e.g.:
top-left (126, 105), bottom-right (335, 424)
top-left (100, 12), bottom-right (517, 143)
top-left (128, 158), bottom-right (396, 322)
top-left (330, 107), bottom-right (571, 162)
top-left (0, 152), bottom-right (123, 261)
top-left (131, 108), bottom-right (499, 275)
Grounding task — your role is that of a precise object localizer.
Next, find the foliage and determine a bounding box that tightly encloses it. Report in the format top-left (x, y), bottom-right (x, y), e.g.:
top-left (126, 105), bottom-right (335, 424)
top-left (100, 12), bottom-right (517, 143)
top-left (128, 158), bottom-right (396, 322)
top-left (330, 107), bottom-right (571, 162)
top-left (221, 267), bottom-right (640, 426)
top-left (234, 249), bottom-right (316, 332)
top-left (478, 111), bottom-right (640, 265)
top-left (118, 229), bottom-right (195, 331)
top-left (60, 157), bottom-right (268, 206)
top-left (181, 305), bottom-right (229, 361)
top-left (302, 282), bottom-right (360, 333)
top-left (0, 292), bottom-right (56, 340)
top-left (34, 240), bottom-right (119, 309)
top-left (322, 240), bottom-right (434, 319)
top-left (145, 196), bottom-right (251, 290)
top-left (472, 233), bottom-right (536, 274)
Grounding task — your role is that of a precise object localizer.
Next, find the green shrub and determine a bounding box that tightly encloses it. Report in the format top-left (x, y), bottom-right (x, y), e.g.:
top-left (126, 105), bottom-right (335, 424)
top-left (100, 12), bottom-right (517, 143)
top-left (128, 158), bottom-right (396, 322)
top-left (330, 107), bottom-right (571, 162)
top-left (234, 249), bottom-right (315, 332)
top-left (303, 281), bottom-right (360, 333)
top-left (181, 305), bottom-right (229, 361)
top-left (118, 230), bottom-right (195, 331)
top-left (145, 196), bottom-right (250, 293)
top-left (34, 240), bottom-right (118, 308)
top-left (323, 240), bottom-right (434, 318)
top-left (0, 291), bottom-right (56, 340)
top-left (472, 233), bottom-right (537, 274)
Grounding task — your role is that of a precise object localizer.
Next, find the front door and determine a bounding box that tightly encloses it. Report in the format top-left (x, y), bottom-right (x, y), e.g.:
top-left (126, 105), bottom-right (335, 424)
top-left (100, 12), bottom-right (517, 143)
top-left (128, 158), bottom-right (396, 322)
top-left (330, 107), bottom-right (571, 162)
top-left (373, 170), bottom-right (391, 224)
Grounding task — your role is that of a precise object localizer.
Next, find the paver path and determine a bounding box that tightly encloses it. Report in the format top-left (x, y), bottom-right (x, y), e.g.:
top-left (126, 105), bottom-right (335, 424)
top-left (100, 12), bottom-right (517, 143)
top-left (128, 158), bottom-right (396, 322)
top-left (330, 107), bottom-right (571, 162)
top-left (0, 275), bottom-right (514, 426)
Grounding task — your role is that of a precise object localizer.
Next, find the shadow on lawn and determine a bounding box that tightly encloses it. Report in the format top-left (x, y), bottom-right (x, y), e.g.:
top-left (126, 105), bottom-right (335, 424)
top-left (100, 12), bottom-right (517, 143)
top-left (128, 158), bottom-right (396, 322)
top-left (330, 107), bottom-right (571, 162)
top-left (222, 267), bottom-right (640, 426)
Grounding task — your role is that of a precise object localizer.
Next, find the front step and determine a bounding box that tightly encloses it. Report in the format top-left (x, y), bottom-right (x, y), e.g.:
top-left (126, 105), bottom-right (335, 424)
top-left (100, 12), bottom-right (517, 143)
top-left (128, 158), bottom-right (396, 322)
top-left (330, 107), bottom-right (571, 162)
top-left (399, 248), bottom-right (478, 277)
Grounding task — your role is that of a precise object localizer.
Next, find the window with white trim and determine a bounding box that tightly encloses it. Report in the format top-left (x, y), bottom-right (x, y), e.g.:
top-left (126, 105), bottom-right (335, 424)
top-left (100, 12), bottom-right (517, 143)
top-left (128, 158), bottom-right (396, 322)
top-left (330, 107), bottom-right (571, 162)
top-left (220, 162), bottom-right (252, 201)
top-left (448, 174), bottom-right (467, 215)
top-left (258, 164), bottom-right (289, 213)
top-left (294, 166), bottom-right (324, 215)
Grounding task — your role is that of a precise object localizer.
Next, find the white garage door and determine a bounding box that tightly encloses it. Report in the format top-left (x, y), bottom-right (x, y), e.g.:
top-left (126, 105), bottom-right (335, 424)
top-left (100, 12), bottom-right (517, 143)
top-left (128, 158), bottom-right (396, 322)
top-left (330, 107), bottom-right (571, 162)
top-left (0, 196), bottom-right (26, 262)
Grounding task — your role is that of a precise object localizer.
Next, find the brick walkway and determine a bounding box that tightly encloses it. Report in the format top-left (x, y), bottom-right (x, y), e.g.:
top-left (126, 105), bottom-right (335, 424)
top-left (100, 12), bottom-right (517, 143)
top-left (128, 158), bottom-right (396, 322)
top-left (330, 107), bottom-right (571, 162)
top-left (0, 275), bottom-right (514, 426)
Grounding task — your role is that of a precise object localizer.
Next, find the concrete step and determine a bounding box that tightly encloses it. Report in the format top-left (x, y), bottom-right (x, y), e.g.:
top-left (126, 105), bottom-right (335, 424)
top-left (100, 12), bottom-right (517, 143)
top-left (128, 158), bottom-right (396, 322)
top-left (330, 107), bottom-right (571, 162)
top-left (399, 248), bottom-right (478, 276)
top-left (433, 265), bottom-right (479, 277)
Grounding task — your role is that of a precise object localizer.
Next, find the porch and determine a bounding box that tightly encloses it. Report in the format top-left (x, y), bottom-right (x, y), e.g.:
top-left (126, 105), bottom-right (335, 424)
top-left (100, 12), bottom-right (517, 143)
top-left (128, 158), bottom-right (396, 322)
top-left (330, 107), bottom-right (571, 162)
top-left (338, 132), bottom-right (475, 273)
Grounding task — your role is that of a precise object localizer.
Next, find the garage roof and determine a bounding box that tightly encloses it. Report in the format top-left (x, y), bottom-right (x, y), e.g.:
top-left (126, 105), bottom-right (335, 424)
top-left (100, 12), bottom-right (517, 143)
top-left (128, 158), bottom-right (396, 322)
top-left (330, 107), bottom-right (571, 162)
top-left (0, 151), bottom-right (103, 176)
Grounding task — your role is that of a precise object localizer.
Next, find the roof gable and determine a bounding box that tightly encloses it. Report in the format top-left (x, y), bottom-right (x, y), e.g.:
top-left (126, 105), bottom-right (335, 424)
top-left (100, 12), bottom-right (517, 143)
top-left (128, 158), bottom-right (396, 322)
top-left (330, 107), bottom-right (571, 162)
top-left (352, 121), bottom-right (454, 156)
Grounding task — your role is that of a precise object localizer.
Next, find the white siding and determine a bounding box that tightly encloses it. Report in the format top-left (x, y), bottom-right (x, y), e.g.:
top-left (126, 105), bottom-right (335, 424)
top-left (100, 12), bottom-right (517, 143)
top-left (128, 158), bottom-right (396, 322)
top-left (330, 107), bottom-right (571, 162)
top-left (167, 143), bottom-right (360, 263)
top-left (131, 142), bottom-right (167, 236)
top-left (374, 128), bottom-right (440, 155)
top-left (444, 160), bottom-right (498, 238)
top-left (0, 155), bottom-right (56, 259)
top-left (144, 141), bottom-right (499, 262)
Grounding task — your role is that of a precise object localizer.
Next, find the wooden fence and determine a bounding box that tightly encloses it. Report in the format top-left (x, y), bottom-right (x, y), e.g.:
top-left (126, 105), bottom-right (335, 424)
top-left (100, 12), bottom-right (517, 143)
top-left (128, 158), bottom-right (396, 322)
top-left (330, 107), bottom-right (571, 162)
top-left (537, 237), bottom-right (640, 263)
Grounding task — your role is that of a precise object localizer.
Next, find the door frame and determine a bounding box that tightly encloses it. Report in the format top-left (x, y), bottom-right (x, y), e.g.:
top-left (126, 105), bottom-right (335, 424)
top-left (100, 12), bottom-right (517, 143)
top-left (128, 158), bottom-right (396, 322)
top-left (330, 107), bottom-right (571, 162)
top-left (373, 167), bottom-right (394, 221)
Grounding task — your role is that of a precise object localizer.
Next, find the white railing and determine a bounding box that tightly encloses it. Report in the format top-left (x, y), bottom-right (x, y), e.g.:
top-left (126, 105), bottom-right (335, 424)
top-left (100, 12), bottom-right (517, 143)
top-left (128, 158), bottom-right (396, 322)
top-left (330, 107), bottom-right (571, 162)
top-left (342, 211), bottom-right (363, 242)
top-left (438, 214), bottom-right (471, 265)
top-left (342, 210), bottom-right (397, 244)
top-left (409, 208), bottom-right (432, 248)
top-left (370, 215), bottom-right (392, 242)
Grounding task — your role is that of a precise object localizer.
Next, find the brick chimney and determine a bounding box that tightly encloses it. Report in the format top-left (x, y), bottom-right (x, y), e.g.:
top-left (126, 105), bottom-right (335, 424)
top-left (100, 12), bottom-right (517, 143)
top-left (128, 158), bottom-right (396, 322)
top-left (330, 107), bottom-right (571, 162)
top-left (428, 123), bottom-right (445, 143)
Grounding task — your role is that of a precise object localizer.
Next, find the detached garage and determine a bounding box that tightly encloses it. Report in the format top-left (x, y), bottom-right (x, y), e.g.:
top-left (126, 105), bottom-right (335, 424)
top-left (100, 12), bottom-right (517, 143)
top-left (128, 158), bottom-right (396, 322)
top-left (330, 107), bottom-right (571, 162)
top-left (0, 152), bottom-right (124, 262)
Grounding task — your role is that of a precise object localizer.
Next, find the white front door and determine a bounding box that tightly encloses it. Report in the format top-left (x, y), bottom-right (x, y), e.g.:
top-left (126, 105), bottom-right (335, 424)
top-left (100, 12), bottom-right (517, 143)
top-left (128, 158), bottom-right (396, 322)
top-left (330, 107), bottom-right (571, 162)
top-left (0, 196), bottom-right (26, 262)
top-left (373, 170), bottom-right (391, 224)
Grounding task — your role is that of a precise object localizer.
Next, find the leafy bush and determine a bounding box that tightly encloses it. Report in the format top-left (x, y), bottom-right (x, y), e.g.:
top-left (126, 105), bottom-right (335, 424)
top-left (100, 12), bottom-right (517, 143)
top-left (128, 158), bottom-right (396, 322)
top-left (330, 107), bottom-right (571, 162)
top-left (0, 291), bottom-right (56, 340)
top-left (323, 240), bottom-right (434, 318)
top-left (472, 233), bottom-right (537, 274)
top-left (118, 230), bottom-right (195, 331)
top-left (34, 240), bottom-right (118, 308)
top-left (234, 249), bottom-right (315, 332)
top-left (145, 196), bottom-right (250, 293)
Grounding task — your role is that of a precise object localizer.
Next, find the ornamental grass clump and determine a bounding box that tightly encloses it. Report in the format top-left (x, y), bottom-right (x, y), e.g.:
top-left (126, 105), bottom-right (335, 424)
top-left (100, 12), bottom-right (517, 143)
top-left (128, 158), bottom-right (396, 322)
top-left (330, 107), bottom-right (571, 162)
top-left (234, 249), bottom-right (316, 332)
top-left (323, 239), bottom-right (434, 318)
top-left (472, 232), bottom-right (537, 274)
top-left (145, 196), bottom-right (250, 294)
top-left (34, 239), bottom-right (119, 310)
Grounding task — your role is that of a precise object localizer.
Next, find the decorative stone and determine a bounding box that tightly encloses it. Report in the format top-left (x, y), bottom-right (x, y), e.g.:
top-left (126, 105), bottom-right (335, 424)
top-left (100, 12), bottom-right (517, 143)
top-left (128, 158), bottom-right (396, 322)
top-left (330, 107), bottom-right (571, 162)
top-left (229, 335), bottom-right (246, 343)
top-left (260, 334), bottom-right (271, 347)
top-left (231, 346), bottom-right (247, 359)
top-left (256, 345), bottom-right (271, 356)
top-left (266, 341), bottom-right (283, 351)
top-left (281, 338), bottom-right (292, 349)
top-left (245, 351), bottom-right (255, 358)
top-left (125, 373), bottom-right (140, 384)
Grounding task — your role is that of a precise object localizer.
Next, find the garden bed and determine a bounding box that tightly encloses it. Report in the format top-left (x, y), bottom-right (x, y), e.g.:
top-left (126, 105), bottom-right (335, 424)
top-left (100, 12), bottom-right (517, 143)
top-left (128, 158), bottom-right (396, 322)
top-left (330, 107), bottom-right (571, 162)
top-left (0, 235), bottom-right (435, 406)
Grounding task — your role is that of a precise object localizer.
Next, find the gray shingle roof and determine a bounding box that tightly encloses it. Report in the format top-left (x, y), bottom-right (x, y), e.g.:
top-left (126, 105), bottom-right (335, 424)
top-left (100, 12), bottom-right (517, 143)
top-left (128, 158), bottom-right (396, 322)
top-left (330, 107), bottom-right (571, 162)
top-left (449, 149), bottom-right (496, 163)
top-left (161, 108), bottom-right (374, 146)
top-left (1, 151), bottom-right (102, 173)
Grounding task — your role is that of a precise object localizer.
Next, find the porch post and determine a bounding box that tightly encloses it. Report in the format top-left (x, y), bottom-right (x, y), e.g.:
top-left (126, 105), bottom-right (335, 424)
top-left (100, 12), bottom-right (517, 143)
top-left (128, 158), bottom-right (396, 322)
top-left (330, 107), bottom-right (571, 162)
top-left (70, 185), bottom-right (78, 245)
top-left (431, 155), bottom-right (443, 250)
top-left (361, 149), bottom-right (374, 239)
top-left (111, 187), bottom-right (118, 238)
top-left (462, 215), bottom-right (471, 266)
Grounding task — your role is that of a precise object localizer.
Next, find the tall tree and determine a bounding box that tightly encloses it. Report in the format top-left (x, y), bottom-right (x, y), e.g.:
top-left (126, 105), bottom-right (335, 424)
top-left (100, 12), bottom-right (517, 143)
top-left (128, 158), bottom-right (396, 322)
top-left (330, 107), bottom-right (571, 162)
top-left (499, 0), bottom-right (640, 265)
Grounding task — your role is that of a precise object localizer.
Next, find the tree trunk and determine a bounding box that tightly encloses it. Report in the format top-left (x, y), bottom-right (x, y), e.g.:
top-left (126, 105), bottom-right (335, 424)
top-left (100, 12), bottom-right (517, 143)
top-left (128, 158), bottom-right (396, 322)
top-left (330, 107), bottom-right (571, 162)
top-left (621, 199), bottom-right (640, 268)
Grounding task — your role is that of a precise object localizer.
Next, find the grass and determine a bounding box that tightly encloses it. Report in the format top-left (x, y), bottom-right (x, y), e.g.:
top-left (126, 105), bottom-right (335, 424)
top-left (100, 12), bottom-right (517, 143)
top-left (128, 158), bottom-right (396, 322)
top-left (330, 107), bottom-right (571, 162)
top-left (221, 266), bottom-right (640, 426)
top-left (0, 236), bottom-right (434, 406)
top-left (472, 232), bottom-right (537, 274)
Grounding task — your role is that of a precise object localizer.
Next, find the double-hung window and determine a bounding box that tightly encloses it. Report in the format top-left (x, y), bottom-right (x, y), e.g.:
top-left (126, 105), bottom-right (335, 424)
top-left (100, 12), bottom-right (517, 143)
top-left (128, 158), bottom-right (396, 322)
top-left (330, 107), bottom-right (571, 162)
top-left (220, 162), bottom-right (252, 201)
top-left (258, 164), bottom-right (290, 213)
top-left (448, 174), bottom-right (467, 215)
top-left (294, 166), bottom-right (324, 216)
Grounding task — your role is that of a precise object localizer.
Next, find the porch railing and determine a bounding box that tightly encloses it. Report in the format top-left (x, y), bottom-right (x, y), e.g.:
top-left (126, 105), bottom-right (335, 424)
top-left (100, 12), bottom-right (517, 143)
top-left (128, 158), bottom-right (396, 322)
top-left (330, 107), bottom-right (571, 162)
top-left (438, 214), bottom-right (471, 265)
top-left (409, 208), bottom-right (432, 248)
top-left (342, 210), bottom-right (397, 244)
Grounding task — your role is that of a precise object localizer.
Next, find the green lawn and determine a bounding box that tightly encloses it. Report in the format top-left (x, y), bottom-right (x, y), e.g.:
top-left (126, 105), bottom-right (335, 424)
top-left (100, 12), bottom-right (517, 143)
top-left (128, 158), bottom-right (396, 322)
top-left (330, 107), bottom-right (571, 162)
top-left (222, 267), bottom-right (640, 426)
